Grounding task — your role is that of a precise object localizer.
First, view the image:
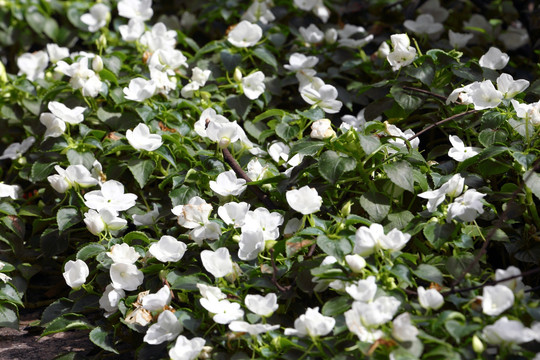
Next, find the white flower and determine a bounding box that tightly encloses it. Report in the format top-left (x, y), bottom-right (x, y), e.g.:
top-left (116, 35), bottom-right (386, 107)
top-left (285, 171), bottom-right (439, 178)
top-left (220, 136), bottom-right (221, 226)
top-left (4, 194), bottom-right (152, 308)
top-left (469, 80), bottom-right (503, 110)
top-left (49, 165), bottom-right (98, 192)
top-left (56, 59), bottom-right (102, 97)
top-left (148, 48), bottom-right (187, 74)
top-left (172, 196), bottom-right (212, 229)
top-left (495, 266), bottom-right (526, 294)
top-left (133, 204), bottom-right (160, 226)
top-left (218, 202), bottom-right (250, 228)
top-left (482, 317), bottom-right (536, 345)
top-left (354, 224), bottom-right (411, 256)
top-left (345, 254), bottom-right (366, 273)
top-left (499, 22), bottom-right (529, 50)
top-left (194, 108), bottom-right (228, 138)
top-left (209, 170), bottom-right (247, 197)
top-left (99, 284), bottom-right (125, 315)
top-left (417, 286), bottom-right (444, 310)
top-left (80, 4), bottom-right (110, 32)
top-left (310, 118), bottom-right (336, 139)
top-left (0, 184), bottom-right (20, 199)
top-left (48, 101), bottom-right (86, 125)
top-left (198, 283), bottom-right (226, 301)
top-left (200, 297), bottom-right (244, 324)
top-left (496, 73), bottom-right (529, 99)
top-left (63, 259), bottom-right (89, 289)
top-left (126, 123), bottom-right (162, 151)
top-left (144, 310), bottom-right (182, 345)
top-left (123, 78), bottom-right (156, 102)
top-left (140, 22), bottom-right (177, 51)
top-left (448, 30), bottom-right (473, 49)
top-left (418, 174), bottom-right (465, 212)
top-left (286, 186), bottom-right (322, 215)
top-left (46, 44), bottom-right (69, 63)
top-left (345, 276), bottom-right (377, 302)
top-left (0, 137), bottom-right (35, 160)
top-left (387, 34), bottom-right (417, 71)
top-left (17, 50), bottom-right (49, 81)
top-left (511, 99), bottom-right (540, 126)
top-left (118, 0), bottom-right (153, 21)
top-left (118, 18), bottom-right (146, 42)
top-left (201, 247), bottom-right (233, 278)
top-left (448, 135), bottom-right (481, 162)
top-left (141, 285), bottom-right (172, 311)
top-left (299, 24), bottom-right (324, 43)
top-left (242, 71), bottom-right (265, 100)
top-left (344, 296), bottom-right (401, 342)
top-left (392, 312), bottom-right (418, 342)
top-left (284, 53), bottom-right (319, 72)
top-left (206, 121), bottom-right (242, 148)
top-left (447, 189), bottom-right (486, 222)
top-left (227, 20), bottom-right (262, 48)
top-left (284, 307), bottom-right (335, 337)
top-left (229, 321), bottom-right (279, 335)
top-left (149, 235), bottom-right (187, 262)
top-left (107, 243), bottom-right (140, 264)
top-left (245, 293), bottom-right (279, 317)
top-left (110, 263), bottom-right (144, 291)
top-left (238, 229), bottom-right (265, 261)
top-left (84, 180), bottom-right (138, 212)
top-left (83, 208), bottom-right (127, 235)
top-left (169, 336), bottom-right (206, 360)
top-left (242, 0), bottom-right (275, 24)
top-left (301, 79), bottom-right (343, 114)
top-left (479, 47), bottom-right (509, 70)
top-left (40, 113), bottom-right (66, 138)
top-left (418, 0), bottom-right (448, 22)
top-left (482, 285), bottom-right (514, 316)
top-left (242, 207), bottom-right (283, 241)
top-left (404, 14), bottom-right (444, 37)
top-left (340, 109), bottom-right (376, 132)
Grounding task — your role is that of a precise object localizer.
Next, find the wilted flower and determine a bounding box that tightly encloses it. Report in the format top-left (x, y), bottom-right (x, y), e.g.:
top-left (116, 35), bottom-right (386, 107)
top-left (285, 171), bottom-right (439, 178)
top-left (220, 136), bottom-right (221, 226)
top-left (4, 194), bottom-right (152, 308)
top-left (63, 259), bottom-right (90, 289)
top-left (227, 20), bottom-right (262, 48)
top-left (310, 119), bottom-right (336, 139)
top-left (148, 235), bottom-right (187, 262)
top-left (284, 307), bottom-right (335, 338)
top-left (144, 310), bottom-right (183, 345)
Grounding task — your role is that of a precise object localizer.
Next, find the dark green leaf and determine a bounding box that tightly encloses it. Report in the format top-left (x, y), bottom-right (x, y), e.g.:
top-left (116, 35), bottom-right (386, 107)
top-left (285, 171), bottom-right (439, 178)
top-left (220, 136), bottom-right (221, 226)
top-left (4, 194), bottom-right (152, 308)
top-left (169, 185), bottom-right (198, 207)
top-left (423, 222), bottom-right (455, 250)
top-left (128, 159), bottom-right (156, 188)
top-left (390, 86), bottom-right (423, 113)
top-left (316, 234), bottom-right (352, 258)
top-left (57, 207), bottom-right (81, 232)
top-left (359, 191), bottom-right (390, 222)
top-left (42, 314), bottom-right (92, 336)
top-left (89, 327), bottom-right (119, 354)
top-left (319, 150), bottom-right (357, 183)
top-left (383, 161), bottom-right (414, 192)
top-left (322, 296), bottom-right (351, 316)
top-left (31, 162), bottom-right (56, 182)
top-left (276, 123), bottom-right (299, 141)
top-left (289, 140), bottom-right (325, 157)
top-left (412, 264), bottom-right (444, 285)
top-left (252, 109), bottom-right (286, 123)
top-left (478, 129), bottom-right (507, 147)
top-left (123, 231), bottom-right (150, 245)
top-left (253, 47), bottom-right (278, 69)
top-left (77, 244), bottom-right (106, 261)
top-left (358, 134), bottom-right (381, 155)
top-left (0, 283), bottom-right (23, 306)
top-left (0, 303), bottom-right (18, 329)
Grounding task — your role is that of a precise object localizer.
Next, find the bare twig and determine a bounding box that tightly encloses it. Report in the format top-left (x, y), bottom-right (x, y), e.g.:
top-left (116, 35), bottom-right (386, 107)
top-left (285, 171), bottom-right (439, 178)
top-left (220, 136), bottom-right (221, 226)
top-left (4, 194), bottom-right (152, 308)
top-left (221, 147), bottom-right (277, 209)
top-left (407, 109), bottom-right (478, 142)
top-left (270, 248), bottom-right (291, 292)
top-left (402, 86), bottom-right (448, 101)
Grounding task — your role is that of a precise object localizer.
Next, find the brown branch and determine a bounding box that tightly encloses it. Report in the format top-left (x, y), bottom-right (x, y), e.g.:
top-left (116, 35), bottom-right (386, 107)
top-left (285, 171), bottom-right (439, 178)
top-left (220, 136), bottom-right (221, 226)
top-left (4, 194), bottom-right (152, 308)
top-left (402, 86), bottom-right (448, 101)
top-left (270, 248), bottom-right (291, 292)
top-left (407, 110), bottom-right (479, 142)
top-left (450, 158), bottom-right (540, 291)
top-left (221, 147), bottom-right (277, 210)
top-left (443, 266), bottom-right (540, 296)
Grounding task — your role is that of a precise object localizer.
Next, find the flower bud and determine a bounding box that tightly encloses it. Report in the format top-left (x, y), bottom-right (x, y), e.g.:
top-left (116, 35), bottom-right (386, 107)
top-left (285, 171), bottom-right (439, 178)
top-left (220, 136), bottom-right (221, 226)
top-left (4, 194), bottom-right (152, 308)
top-left (345, 254), bottom-right (366, 273)
top-left (325, 28), bottom-right (338, 44)
top-left (0, 61), bottom-right (7, 83)
top-left (233, 67), bottom-right (243, 82)
top-left (472, 335), bottom-right (484, 353)
top-left (341, 201), bottom-right (352, 217)
top-left (92, 55), bottom-right (104, 72)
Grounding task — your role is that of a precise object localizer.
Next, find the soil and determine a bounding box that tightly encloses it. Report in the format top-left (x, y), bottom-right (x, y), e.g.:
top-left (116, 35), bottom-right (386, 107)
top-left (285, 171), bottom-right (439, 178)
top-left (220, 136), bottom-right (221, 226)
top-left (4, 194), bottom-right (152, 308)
top-left (0, 310), bottom-right (94, 360)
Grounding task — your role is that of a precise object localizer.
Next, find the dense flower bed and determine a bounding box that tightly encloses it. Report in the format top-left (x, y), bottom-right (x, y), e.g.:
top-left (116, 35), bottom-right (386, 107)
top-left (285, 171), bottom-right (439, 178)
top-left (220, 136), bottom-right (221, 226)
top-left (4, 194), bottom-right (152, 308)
top-left (0, 0), bottom-right (539, 358)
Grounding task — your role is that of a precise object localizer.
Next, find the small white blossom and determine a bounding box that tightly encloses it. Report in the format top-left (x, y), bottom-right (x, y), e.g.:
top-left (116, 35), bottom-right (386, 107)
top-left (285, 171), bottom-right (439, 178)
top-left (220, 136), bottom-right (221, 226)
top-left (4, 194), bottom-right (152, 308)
top-left (209, 170), bottom-right (247, 197)
top-left (479, 47), bottom-right (509, 70)
top-left (201, 247), bottom-right (233, 278)
top-left (144, 310), bottom-right (182, 345)
top-left (284, 307), bottom-right (335, 337)
top-left (448, 135), bottom-right (481, 162)
top-left (227, 21), bottom-right (262, 48)
top-left (148, 235), bottom-right (187, 262)
top-left (80, 4), bottom-right (110, 32)
top-left (169, 336), bottom-right (206, 360)
top-left (482, 285), bottom-right (514, 316)
top-left (242, 71), bottom-right (265, 100)
top-left (286, 186), bottom-right (322, 215)
top-left (417, 286), bottom-right (444, 310)
top-left (17, 50), bottom-right (49, 81)
top-left (63, 259), bottom-right (89, 289)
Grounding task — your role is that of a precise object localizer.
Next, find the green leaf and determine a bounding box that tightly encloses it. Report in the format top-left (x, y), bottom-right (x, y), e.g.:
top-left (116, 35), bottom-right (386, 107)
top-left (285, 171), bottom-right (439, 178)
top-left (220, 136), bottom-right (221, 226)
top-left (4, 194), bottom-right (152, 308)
top-left (89, 327), bottom-right (119, 354)
top-left (405, 58), bottom-right (435, 85)
top-left (42, 314), bottom-right (92, 336)
top-left (31, 161), bottom-right (56, 182)
top-left (316, 235), bottom-right (352, 259)
top-left (123, 231), bottom-right (150, 245)
top-left (390, 86), bottom-right (423, 113)
top-left (167, 272), bottom-right (208, 291)
top-left (253, 47), bottom-right (278, 69)
top-left (423, 222), bottom-right (455, 250)
top-left (253, 109), bottom-right (286, 123)
top-left (446, 253), bottom-right (480, 279)
top-left (359, 191), bottom-right (390, 222)
top-left (387, 211), bottom-right (414, 230)
top-left (478, 129), bottom-right (507, 147)
top-left (457, 146), bottom-right (508, 172)
top-left (383, 161), bottom-right (414, 192)
top-left (77, 244), bottom-right (106, 261)
top-left (99, 69), bottom-right (118, 86)
top-left (226, 95), bottom-right (252, 119)
top-left (358, 134), bottom-right (381, 155)
top-left (67, 149), bottom-right (95, 169)
top-left (297, 108), bottom-right (325, 121)
top-left (445, 320), bottom-right (480, 343)
top-left (2, 216), bottom-right (25, 239)
top-left (319, 150), bottom-right (357, 183)
top-left (322, 296), bottom-right (351, 316)
top-left (57, 207), bottom-right (81, 232)
top-left (103, 56), bottom-right (122, 75)
top-left (0, 303), bottom-right (18, 329)
top-left (413, 264), bottom-right (444, 285)
top-left (276, 123), bottom-right (299, 141)
top-left (220, 50), bottom-right (242, 72)
top-left (289, 140), bottom-right (325, 157)
top-left (169, 185), bottom-right (198, 207)
top-left (128, 159), bottom-right (156, 188)
top-left (0, 283), bottom-right (23, 306)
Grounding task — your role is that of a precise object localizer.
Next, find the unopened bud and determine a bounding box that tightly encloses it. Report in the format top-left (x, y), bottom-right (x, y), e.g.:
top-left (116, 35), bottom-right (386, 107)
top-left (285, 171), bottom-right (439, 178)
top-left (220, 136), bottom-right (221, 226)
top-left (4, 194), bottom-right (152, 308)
top-left (472, 335), bottom-right (484, 353)
top-left (92, 55), bottom-right (104, 72)
top-left (0, 61), bottom-right (7, 83)
top-left (341, 201), bottom-right (352, 217)
top-left (345, 254), bottom-right (366, 273)
top-left (233, 67), bottom-right (243, 82)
